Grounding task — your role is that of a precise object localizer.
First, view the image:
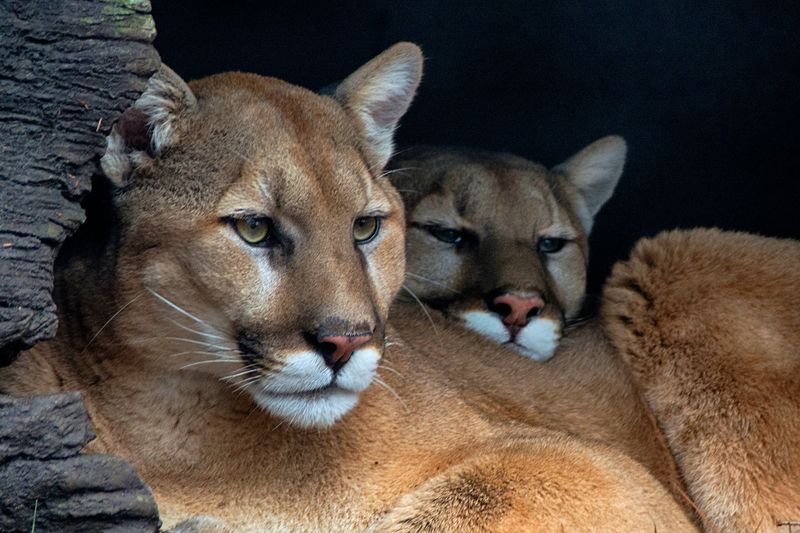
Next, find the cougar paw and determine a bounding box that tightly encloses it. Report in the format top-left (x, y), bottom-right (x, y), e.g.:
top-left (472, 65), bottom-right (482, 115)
top-left (600, 251), bottom-right (666, 384)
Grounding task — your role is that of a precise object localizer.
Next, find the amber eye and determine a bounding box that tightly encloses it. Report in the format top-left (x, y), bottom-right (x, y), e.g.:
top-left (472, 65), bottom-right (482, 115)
top-left (353, 216), bottom-right (380, 244)
top-left (234, 217), bottom-right (271, 245)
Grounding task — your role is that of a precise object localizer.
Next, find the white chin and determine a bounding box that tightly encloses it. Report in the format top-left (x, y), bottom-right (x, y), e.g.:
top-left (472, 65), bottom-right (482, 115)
top-left (461, 310), bottom-right (561, 362)
top-left (461, 310), bottom-right (509, 343)
top-left (247, 347), bottom-right (380, 428)
top-left (253, 386), bottom-right (360, 429)
top-left (506, 342), bottom-right (556, 362)
top-left (515, 318), bottom-right (561, 362)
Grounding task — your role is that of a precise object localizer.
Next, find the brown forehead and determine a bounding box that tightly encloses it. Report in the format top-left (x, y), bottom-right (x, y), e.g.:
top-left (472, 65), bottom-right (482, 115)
top-left (190, 71), bottom-right (344, 126)
top-left (405, 156), bottom-right (570, 233)
top-left (441, 163), bottom-right (550, 217)
top-left (189, 72), bottom-right (361, 164)
top-left (184, 73), bottom-right (378, 218)
top-left (227, 145), bottom-right (376, 221)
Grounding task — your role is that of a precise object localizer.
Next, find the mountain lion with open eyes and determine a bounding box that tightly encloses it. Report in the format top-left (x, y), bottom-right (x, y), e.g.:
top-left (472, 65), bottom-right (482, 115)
top-left (389, 139), bottom-right (625, 362)
top-left (0, 44), bottom-right (694, 531)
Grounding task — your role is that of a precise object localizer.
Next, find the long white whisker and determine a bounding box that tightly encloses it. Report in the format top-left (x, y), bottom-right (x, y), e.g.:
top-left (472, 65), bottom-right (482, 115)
top-left (402, 284), bottom-right (439, 335)
top-left (377, 365), bottom-right (404, 379)
top-left (162, 336), bottom-right (234, 351)
top-left (221, 367), bottom-right (262, 381)
top-left (81, 292), bottom-right (144, 353)
top-left (125, 336), bottom-right (232, 350)
top-left (167, 317), bottom-right (226, 340)
top-left (374, 376), bottom-right (408, 411)
top-left (167, 350), bottom-right (231, 359)
top-left (228, 372), bottom-right (262, 385)
top-left (180, 359), bottom-right (240, 370)
top-left (406, 272), bottom-right (460, 294)
top-left (146, 287), bottom-right (209, 327)
top-left (231, 375), bottom-right (263, 394)
top-left (376, 166), bottom-right (419, 179)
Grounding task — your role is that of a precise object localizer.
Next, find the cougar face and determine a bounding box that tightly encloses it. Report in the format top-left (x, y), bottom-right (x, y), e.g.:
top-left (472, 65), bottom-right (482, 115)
top-left (101, 44), bottom-right (422, 427)
top-left (390, 138), bottom-right (626, 361)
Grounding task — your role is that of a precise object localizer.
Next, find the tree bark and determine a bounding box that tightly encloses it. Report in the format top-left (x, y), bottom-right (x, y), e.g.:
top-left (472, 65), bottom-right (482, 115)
top-left (0, 0), bottom-right (159, 364)
top-left (0, 393), bottom-right (160, 532)
top-left (0, 1), bottom-right (162, 531)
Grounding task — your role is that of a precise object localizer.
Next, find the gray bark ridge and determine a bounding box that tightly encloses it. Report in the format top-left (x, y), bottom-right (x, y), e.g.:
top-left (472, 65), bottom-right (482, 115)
top-left (0, 393), bottom-right (160, 532)
top-left (0, 1), bottom-right (163, 531)
top-left (0, 0), bottom-right (160, 364)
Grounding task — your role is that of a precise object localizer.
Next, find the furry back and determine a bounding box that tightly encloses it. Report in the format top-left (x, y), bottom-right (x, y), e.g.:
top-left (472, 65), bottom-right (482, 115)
top-left (602, 228), bottom-right (800, 532)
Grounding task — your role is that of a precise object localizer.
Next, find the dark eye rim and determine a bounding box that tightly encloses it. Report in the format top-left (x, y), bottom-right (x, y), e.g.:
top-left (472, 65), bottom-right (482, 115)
top-left (354, 216), bottom-right (382, 245)
top-left (416, 223), bottom-right (471, 245)
top-left (430, 226), bottom-right (462, 244)
top-left (226, 215), bottom-right (277, 248)
top-left (537, 236), bottom-right (568, 254)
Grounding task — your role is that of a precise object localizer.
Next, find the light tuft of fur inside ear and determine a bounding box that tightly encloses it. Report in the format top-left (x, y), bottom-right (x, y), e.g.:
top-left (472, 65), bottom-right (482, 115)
top-left (554, 135), bottom-right (627, 234)
top-left (100, 127), bottom-right (132, 187)
top-left (335, 42), bottom-right (423, 171)
top-left (100, 65), bottom-right (196, 187)
top-left (135, 65), bottom-right (196, 153)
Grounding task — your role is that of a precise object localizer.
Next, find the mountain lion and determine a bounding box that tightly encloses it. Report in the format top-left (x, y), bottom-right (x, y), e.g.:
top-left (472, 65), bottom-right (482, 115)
top-left (0, 44), bottom-right (694, 531)
top-left (389, 139), bottom-right (624, 361)
top-left (385, 143), bottom-right (696, 506)
top-left (390, 144), bottom-right (800, 532)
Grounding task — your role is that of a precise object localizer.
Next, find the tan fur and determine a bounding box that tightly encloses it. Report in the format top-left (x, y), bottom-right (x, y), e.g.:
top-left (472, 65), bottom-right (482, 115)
top-left (387, 145), bottom-right (692, 508)
top-left (389, 139), bottom-right (625, 362)
top-left (602, 228), bottom-right (800, 532)
top-left (0, 44), bottom-right (695, 532)
top-left (389, 305), bottom-right (693, 511)
top-left (392, 149), bottom-right (589, 316)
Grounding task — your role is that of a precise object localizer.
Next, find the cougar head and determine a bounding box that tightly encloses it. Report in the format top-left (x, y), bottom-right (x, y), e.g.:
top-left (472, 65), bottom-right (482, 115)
top-left (390, 138), bottom-right (626, 361)
top-left (100, 43), bottom-right (422, 427)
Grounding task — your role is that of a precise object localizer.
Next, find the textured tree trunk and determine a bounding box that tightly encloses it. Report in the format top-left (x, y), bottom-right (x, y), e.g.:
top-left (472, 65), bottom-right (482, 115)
top-left (0, 0), bottom-right (159, 363)
top-left (0, 1), bottom-right (161, 531)
top-left (0, 393), bottom-right (160, 532)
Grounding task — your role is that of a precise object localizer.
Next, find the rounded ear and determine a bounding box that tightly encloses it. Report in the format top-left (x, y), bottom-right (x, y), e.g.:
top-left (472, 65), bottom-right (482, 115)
top-left (100, 65), bottom-right (196, 187)
top-left (553, 135), bottom-right (627, 234)
top-left (334, 42), bottom-right (424, 171)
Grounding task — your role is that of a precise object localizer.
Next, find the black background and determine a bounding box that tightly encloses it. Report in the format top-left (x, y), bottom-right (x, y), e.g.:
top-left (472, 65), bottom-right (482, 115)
top-left (152, 1), bottom-right (800, 293)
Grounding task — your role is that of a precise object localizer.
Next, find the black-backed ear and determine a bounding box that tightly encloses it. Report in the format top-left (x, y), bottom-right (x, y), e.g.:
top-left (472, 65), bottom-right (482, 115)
top-left (334, 42), bottom-right (423, 171)
top-left (100, 65), bottom-right (196, 187)
top-left (554, 135), bottom-right (627, 234)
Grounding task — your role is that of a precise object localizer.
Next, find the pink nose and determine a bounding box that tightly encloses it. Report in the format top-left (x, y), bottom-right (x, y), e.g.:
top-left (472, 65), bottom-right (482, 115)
top-left (492, 293), bottom-right (545, 327)
top-left (319, 334), bottom-right (372, 368)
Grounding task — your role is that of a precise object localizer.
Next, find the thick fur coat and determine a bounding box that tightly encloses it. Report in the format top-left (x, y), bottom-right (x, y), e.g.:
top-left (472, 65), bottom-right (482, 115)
top-left (603, 228), bottom-right (800, 532)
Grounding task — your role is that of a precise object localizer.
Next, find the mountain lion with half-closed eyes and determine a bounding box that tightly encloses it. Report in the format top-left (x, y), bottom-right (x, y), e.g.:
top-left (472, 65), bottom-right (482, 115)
top-left (389, 143), bottom-right (800, 532)
top-left (389, 138), bottom-right (624, 362)
top-left (0, 44), bottom-right (694, 531)
top-left (384, 138), bottom-right (697, 509)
